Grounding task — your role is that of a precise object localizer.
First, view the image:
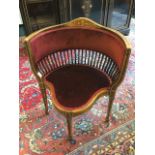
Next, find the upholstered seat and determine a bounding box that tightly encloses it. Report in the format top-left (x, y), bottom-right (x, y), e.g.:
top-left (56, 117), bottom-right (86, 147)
top-left (45, 65), bottom-right (111, 108)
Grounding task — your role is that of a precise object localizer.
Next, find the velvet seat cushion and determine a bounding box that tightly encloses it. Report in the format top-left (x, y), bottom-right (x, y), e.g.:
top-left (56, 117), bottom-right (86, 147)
top-left (45, 65), bottom-right (111, 108)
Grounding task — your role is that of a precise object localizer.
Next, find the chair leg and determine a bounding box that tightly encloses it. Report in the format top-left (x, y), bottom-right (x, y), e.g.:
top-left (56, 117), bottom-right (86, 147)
top-left (104, 90), bottom-right (115, 127)
top-left (66, 114), bottom-right (76, 144)
top-left (39, 82), bottom-right (49, 115)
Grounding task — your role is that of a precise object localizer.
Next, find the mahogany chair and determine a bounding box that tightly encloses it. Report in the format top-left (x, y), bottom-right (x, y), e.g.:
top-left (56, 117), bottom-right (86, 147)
top-left (24, 17), bottom-right (131, 144)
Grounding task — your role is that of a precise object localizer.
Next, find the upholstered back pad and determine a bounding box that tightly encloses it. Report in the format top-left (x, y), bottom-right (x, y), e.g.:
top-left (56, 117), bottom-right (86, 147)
top-left (29, 27), bottom-right (126, 69)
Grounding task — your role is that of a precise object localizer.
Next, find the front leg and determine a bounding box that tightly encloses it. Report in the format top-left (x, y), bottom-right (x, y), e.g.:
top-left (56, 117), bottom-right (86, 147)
top-left (104, 90), bottom-right (115, 127)
top-left (66, 113), bottom-right (76, 144)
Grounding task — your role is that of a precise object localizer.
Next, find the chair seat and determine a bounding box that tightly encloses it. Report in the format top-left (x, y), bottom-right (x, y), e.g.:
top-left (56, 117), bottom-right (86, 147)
top-left (45, 65), bottom-right (111, 108)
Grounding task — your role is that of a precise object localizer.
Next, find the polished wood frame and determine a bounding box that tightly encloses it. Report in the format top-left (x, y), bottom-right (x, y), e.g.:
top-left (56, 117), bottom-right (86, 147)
top-left (24, 17), bottom-right (131, 143)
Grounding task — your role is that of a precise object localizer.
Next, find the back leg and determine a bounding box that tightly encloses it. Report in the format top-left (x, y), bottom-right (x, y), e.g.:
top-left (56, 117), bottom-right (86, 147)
top-left (39, 81), bottom-right (49, 115)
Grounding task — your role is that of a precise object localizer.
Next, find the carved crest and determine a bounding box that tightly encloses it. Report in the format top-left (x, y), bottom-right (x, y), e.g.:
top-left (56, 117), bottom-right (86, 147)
top-left (66, 17), bottom-right (99, 28)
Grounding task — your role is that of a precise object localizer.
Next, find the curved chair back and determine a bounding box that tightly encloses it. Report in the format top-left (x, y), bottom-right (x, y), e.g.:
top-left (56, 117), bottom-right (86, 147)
top-left (25, 17), bottom-right (131, 88)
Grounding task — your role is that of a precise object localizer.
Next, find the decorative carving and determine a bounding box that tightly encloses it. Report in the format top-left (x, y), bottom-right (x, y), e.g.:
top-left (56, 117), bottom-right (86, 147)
top-left (81, 0), bottom-right (93, 17)
top-left (67, 17), bottom-right (98, 27)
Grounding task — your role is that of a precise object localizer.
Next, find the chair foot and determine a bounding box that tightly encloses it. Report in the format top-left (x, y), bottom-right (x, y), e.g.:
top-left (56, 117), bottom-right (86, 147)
top-left (68, 139), bottom-right (76, 144)
top-left (104, 119), bottom-right (110, 128)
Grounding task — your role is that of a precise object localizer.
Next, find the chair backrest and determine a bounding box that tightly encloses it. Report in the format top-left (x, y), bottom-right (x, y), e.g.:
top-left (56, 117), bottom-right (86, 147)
top-left (25, 17), bottom-right (131, 87)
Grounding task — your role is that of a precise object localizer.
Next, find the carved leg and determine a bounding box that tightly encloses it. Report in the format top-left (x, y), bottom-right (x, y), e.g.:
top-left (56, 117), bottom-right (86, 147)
top-left (39, 81), bottom-right (49, 115)
top-left (104, 90), bottom-right (115, 127)
top-left (66, 114), bottom-right (76, 144)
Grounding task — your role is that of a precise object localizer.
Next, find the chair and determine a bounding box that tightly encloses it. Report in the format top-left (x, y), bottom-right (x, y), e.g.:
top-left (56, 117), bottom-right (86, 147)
top-left (24, 17), bottom-right (131, 143)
